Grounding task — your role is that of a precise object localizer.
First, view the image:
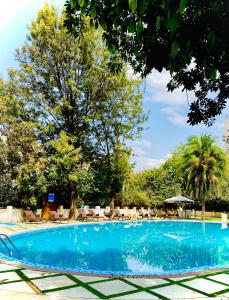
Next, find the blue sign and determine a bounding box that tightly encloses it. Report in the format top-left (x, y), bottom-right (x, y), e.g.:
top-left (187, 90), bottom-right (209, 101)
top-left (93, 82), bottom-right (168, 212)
top-left (48, 193), bottom-right (54, 202)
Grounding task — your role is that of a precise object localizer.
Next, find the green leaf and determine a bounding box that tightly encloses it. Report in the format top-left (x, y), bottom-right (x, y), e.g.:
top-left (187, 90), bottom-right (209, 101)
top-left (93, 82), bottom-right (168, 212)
top-left (78, 0), bottom-right (85, 7)
top-left (100, 20), bottom-right (107, 30)
top-left (169, 15), bottom-right (178, 33)
top-left (171, 41), bottom-right (179, 58)
top-left (128, 21), bottom-right (136, 33)
top-left (129, 0), bottom-right (137, 13)
top-left (209, 68), bottom-right (217, 80)
top-left (207, 32), bottom-right (215, 45)
top-left (71, 0), bottom-right (77, 7)
top-left (179, 0), bottom-right (186, 14)
top-left (91, 7), bottom-right (97, 18)
top-left (156, 16), bottom-right (161, 29)
top-left (89, 18), bottom-right (94, 27)
top-left (136, 19), bottom-right (143, 36)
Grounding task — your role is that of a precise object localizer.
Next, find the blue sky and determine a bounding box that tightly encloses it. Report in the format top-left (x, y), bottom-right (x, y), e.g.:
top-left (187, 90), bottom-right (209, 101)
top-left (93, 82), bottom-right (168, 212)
top-left (1, 0), bottom-right (228, 171)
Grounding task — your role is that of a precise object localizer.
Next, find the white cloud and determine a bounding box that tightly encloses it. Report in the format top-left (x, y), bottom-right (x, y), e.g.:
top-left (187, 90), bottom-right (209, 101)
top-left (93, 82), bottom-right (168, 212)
top-left (144, 70), bottom-right (187, 106)
top-left (129, 138), bottom-right (168, 171)
top-left (126, 65), bottom-right (141, 80)
top-left (161, 107), bottom-right (187, 126)
top-left (128, 139), bottom-right (153, 157)
top-left (131, 139), bottom-right (153, 149)
top-left (145, 69), bottom-right (171, 88)
top-left (133, 157), bottom-right (166, 172)
top-left (161, 107), bottom-right (227, 132)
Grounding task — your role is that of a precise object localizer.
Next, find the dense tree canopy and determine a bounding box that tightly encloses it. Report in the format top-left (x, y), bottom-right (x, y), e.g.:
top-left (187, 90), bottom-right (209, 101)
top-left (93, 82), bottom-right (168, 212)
top-left (122, 135), bottom-right (229, 211)
top-left (64, 0), bottom-right (229, 125)
top-left (0, 4), bottom-right (145, 209)
top-left (0, 4), bottom-right (228, 215)
top-left (122, 163), bottom-right (182, 208)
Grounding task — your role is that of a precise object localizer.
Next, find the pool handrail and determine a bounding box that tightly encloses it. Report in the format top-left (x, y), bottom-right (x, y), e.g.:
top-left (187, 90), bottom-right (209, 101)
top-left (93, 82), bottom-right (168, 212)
top-left (0, 233), bottom-right (20, 259)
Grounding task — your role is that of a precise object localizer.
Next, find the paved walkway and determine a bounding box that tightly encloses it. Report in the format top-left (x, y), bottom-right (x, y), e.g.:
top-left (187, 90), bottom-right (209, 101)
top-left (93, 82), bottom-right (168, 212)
top-left (0, 223), bottom-right (228, 299)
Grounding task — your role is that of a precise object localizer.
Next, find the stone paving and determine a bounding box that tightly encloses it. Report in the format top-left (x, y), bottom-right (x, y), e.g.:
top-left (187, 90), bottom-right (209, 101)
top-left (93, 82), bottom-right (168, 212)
top-left (0, 222), bottom-right (228, 299)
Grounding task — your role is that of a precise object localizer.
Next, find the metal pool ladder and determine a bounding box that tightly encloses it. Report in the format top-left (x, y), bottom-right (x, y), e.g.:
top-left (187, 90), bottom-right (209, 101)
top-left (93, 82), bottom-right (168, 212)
top-left (0, 234), bottom-right (20, 259)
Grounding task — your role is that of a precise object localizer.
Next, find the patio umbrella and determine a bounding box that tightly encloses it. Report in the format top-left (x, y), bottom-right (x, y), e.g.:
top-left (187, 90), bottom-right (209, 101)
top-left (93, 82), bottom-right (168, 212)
top-left (164, 195), bottom-right (195, 218)
top-left (164, 195), bottom-right (195, 204)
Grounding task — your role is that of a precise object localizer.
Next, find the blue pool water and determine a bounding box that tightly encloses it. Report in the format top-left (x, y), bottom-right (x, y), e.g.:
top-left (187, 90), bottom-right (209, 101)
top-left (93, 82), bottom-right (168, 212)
top-left (0, 221), bottom-right (228, 275)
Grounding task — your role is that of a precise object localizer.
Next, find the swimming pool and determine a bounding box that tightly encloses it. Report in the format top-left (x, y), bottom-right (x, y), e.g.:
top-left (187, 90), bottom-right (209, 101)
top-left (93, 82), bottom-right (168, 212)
top-left (0, 221), bottom-right (228, 276)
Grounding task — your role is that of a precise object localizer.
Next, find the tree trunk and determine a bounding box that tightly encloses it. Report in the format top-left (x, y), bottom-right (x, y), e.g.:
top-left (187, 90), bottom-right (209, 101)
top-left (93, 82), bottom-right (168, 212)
top-left (69, 182), bottom-right (76, 220)
top-left (201, 199), bottom-right (205, 221)
top-left (110, 196), bottom-right (115, 210)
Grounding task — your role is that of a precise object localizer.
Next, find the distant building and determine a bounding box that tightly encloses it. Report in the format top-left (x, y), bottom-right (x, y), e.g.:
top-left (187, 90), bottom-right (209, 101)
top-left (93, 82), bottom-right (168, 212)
top-left (223, 118), bottom-right (229, 155)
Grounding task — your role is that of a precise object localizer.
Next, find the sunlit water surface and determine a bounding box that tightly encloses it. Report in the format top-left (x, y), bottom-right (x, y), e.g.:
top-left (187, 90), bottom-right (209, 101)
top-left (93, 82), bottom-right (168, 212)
top-left (0, 221), bottom-right (228, 275)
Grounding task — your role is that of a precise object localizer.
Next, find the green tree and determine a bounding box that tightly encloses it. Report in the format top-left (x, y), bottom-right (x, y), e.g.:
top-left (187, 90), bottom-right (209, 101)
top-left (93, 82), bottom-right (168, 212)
top-left (0, 78), bottom-right (46, 209)
top-left (122, 164), bottom-right (181, 208)
top-left (137, 167), bottom-right (181, 206)
top-left (0, 140), bottom-right (18, 207)
top-left (109, 143), bottom-right (132, 208)
top-left (179, 134), bottom-right (227, 219)
top-left (47, 131), bottom-right (92, 218)
top-left (217, 162), bottom-right (229, 201)
top-left (3, 4), bottom-right (145, 209)
top-left (65, 0), bottom-right (229, 125)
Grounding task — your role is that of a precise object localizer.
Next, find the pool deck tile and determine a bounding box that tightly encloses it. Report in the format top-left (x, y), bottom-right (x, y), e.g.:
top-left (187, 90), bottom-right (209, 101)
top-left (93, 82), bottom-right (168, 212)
top-left (110, 291), bottom-right (159, 299)
top-left (182, 278), bottom-right (228, 294)
top-left (32, 275), bottom-right (76, 291)
top-left (0, 270), bottom-right (21, 282)
top-left (207, 273), bottom-right (229, 285)
top-left (220, 291), bottom-right (229, 297)
top-left (22, 269), bottom-right (56, 279)
top-left (47, 286), bottom-right (99, 298)
top-left (89, 279), bottom-right (137, 296)
top-left (0, 289), bottom-right (87, 299)
top-left (152, 284), bottom-right (208, 299)
top-left (0, 263), bottom-right (19, 271)
top-left (168, 276), bottom-right (192, 281)
top-left (0, 280), bottom-right (36, 294)
top-left (74, 275), bottom-right (111, 283)
top-left (125, 277), bottom-right (168, 288)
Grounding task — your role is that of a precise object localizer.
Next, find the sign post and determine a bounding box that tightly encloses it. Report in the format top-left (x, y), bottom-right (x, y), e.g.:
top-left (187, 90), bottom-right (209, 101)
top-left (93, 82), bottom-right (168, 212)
top-left (48, 193), bottom-right (54, 203)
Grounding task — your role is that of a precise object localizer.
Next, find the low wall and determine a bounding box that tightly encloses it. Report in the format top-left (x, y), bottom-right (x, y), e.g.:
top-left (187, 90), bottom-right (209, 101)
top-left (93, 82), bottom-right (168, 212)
top-left (0, 207), bottom-right (24, 222)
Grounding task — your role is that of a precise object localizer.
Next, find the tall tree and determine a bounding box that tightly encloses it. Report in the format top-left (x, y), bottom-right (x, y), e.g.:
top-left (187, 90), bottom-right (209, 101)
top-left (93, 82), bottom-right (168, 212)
top-left (0, 78), bottom-right (46, 209)
top-left (179, 135), bottom-right (227, 219)
top-left (47, 131), bottom-right (92, 218)
top-left (4, 4), bottom-right (145, 209)
top-left (64, 0), bottom-right (229, 125)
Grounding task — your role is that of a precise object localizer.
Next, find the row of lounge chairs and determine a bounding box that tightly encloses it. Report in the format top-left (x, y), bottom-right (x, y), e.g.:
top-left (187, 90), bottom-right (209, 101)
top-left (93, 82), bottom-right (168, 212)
top-left (24, 210), bottom-right (69, 223)
top-left (76, 207), bottom-right (155, 221)
top-left (23, 207), bottom-right (181, 223)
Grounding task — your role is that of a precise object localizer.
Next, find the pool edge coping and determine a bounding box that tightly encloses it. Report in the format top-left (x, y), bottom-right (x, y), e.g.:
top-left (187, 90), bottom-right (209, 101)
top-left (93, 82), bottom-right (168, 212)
top-left (0, 258), bottom-right (229, 279)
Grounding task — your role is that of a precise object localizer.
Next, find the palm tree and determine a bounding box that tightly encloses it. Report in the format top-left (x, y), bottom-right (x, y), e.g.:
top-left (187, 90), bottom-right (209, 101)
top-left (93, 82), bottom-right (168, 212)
top-left (180, 134), bottom-right (227, 220)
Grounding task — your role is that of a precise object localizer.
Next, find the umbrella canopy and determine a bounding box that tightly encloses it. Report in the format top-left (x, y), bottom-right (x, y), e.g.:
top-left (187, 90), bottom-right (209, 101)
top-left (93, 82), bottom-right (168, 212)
top-left (164, 195), bottom-right (195, 204)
